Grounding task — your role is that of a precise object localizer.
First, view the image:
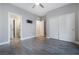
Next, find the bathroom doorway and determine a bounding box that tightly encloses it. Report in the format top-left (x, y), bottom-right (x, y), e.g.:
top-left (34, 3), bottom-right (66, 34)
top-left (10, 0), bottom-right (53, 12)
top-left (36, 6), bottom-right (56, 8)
top-left (8, 12), bottom-right (22, 47)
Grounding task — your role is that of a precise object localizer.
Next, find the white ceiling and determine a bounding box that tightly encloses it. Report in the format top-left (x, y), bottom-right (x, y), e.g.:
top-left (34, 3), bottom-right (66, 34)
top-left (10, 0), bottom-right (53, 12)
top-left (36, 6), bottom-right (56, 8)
top-left (11, 3), bottom-right (69, 16)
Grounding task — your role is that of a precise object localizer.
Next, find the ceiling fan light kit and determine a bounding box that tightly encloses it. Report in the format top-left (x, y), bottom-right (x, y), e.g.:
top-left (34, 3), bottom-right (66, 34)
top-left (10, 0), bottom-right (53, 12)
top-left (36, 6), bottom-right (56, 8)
top-left (32, 3), bottom-right (44, 8)
top-left (35, 3), bottom-right (40, 5)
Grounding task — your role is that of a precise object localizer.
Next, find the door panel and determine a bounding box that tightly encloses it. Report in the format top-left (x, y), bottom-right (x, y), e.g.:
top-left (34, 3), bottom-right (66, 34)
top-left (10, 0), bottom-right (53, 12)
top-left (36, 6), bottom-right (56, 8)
top-left (36, 20), bottom-right (44, 37)
top-left (49, 17), bottom-right (59, 39)
top-left (10, 18), bottom-right (14, 39)
top-left (59, 15), bottom-right (67, 41)
top-left (59, 13), bottom-right (75, 42)
top-left (13, 20), bottom-right (15, 38)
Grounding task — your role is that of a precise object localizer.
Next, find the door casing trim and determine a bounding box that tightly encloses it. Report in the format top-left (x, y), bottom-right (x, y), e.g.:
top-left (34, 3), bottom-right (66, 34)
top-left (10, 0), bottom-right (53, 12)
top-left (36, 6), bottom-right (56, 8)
top-left (8, 12), bottom-right (22, 43)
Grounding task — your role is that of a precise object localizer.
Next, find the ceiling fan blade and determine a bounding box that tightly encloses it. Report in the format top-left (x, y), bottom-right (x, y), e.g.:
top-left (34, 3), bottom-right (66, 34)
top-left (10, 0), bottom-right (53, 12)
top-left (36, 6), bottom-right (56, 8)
top-left (32, 4), bottom-right (36, 8)
top-left (39, 3), bottom-right (44, 8)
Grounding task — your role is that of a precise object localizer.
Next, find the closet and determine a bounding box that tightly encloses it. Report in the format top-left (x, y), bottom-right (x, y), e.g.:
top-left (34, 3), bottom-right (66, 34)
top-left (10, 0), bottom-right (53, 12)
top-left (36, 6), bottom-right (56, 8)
top-left (49, 13), bottom-right (75, 42)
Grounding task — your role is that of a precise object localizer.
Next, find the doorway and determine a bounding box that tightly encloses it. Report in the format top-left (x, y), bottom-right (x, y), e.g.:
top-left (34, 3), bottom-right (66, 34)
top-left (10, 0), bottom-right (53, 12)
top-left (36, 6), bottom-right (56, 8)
top-left (8, 12), bottom-right (22, 47)
top-left (36, 20), bottom-right (44, 38)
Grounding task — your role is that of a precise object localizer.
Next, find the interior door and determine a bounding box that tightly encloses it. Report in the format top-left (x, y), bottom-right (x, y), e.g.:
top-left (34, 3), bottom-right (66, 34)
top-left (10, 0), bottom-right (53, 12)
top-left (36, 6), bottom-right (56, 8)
top-left (36, 20), bottom-right (44, 37)
top-left (49, 17), bottom-right (59, 39)
top-left (13, 19), bottom-right (15, 38)
top-left (10, 18), bottom-right (16, 39)
top-left (10, 16), bottom-right (21, 47)
top-left (10, 18), bottom-right (14, 39)
top-left (59, 13), bottom-right (75, 42)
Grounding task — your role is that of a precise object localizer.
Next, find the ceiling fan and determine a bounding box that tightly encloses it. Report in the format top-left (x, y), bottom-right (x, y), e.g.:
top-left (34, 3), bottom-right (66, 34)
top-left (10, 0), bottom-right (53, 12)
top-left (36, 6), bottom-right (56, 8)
top-left (32, 3), bottom-right (44, 8)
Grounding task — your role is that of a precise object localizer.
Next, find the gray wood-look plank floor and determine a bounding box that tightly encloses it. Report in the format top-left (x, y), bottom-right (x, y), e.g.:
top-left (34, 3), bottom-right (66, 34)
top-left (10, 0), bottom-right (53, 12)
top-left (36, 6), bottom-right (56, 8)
top-left (0, 37), bottom-right (79, 55)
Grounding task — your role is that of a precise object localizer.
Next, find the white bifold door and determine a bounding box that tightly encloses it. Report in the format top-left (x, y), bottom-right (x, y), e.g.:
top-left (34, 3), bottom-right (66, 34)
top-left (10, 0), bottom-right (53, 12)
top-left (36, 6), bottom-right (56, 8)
top-left (49, 17), bottom-right (59, 39)
top-left (49, 13), bottom-right (75, 42)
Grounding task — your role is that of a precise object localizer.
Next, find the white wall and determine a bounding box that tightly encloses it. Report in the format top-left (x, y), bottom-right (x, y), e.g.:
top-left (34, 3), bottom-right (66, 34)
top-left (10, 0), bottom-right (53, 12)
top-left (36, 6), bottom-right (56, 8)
top-left (46, 4), bottom-right (78, 42)
top-left (0, 4), bottom-right (2, 43)
top-left (77, 4), bottom-right (79, 42)
top-left (0, 3), bottom-right (38, 44)
top-left (0, 3), bottom-right (79, 44)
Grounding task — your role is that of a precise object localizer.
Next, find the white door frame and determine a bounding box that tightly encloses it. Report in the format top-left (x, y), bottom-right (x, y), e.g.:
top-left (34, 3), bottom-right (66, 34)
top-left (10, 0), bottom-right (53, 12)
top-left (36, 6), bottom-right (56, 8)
top-left (8, 12), bottom-right (22, 43)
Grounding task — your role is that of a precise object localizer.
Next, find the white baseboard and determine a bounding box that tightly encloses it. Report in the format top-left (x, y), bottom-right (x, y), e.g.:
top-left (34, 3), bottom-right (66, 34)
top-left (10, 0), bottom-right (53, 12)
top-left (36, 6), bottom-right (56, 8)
top-left (46, 37), bottom-right (51, 38)
top-left (74, 41), bottom-right (79, 45)
top-left (0, 37), bottom-right (79, 46)
top-left (21, 36), bottom-right (35, 40)
top-left (46, 37), bottom-right (79, 44)
top-left (0, 36), bottom-right (35, 45)
top-left (0, 41), bottom-right (10, 46)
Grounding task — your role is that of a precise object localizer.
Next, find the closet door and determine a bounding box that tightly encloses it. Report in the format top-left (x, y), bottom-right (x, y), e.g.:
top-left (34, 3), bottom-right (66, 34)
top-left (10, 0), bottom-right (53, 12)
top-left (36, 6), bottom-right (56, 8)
top-left (59, 13), bottom-right (75, 42)
top-left (59, 15), bottom-right (67, 41)
top-left (49, 17), bottom-right (59, 39)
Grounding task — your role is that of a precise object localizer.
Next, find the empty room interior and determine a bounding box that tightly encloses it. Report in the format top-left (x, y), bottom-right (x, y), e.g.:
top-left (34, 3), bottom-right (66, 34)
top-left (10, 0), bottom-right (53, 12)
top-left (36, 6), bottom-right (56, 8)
top-left (0, 3), bottom-right (79, 55)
